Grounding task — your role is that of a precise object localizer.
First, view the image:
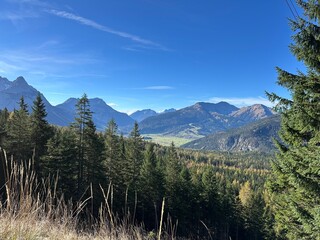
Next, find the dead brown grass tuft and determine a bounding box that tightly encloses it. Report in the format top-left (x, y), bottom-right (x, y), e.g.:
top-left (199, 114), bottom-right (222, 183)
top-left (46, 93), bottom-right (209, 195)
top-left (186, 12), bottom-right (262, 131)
top-left (0, 150), bottom-right (148, 240)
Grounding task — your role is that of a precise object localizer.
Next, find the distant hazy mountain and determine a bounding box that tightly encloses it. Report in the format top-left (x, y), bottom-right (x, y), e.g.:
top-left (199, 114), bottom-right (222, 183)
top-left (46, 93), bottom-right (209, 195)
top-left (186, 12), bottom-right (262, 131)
top-left (0, 76), bottom-right (134, 131)
top-left (230, 104), bottom-right (274, 122)
top-left (0, 76), bottom-right (73, 126)
top-left (130, 109), bottom-right (158, 122)
top-left (139, 102), bottom-right (241, 138)
top-left (162, 108), bottom-right (176, 114)
top-left (182, 115), bottom-right (280, 152)
top-left (56, 97), bottom-right (134, 131)
top-left (0, 76), bottom-right (40, 110)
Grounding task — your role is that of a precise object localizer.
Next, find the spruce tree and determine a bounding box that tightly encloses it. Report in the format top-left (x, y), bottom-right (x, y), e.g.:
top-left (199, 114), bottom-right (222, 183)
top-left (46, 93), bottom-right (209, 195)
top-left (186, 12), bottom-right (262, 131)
top-left (83, 118), bottom-right (104, 185)
top-left (139, 144), bottom-right (165, 229)
top-left (164, 142), bottom-right (184, 227)
top-left (71, 94), bottom-right (93, 195)
top-left (30, 93), bottom-right (53, 175)
top-left (41, 128), bottom-right (78, 199)
top-left (267, 1), bottom-right (320, 239)
top-left (104, 119), bottom-right (122, 187)
top-left (201, 167), bottom-right (221, 235)
top-left (5, 97), bottom-right (32, 162)
top-left (126, 122), bottom-right (144, 191)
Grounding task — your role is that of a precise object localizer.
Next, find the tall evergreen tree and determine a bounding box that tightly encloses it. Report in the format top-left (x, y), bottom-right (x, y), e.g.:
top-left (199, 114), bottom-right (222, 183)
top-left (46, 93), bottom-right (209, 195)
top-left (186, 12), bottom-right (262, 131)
top-left (71, 94), bottom-right (93, 195)
top-left (164, 143), bottom-right (184, 226)
top-left (126, 122), bottom-right (144, 191)
top-left (83, 118), bottom-right (104, 187)
top-left (200, 167), bottom-right (221, 236)
top-left (139, 144), bottom-right (165, 229)
top-left (5, 97), bottom-right (32, 162)
top-left (30, 93), bottom-right (53, 175)
top-left (267, 1), bottom-right (320, 239)
top-left (41, 128), bottom-right (78, 199)
top-left (104, 119), bottom-right (122, 187)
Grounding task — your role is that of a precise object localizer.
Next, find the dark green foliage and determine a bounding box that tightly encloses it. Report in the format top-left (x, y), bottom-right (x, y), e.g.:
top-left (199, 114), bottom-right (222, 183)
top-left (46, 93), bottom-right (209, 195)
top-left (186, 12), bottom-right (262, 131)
top-left (0, 108), bottom-right (9, 147)
top-left (5, 97), bottom-right (32, 162)
top-left (104, 119), bottom-right (126, 214)
top-left (105, 119), bottom-right (122, 186)
top-left (138, 144), bottom-right (165, 230)
top-left (30, 93), bottom-right (54, 174)
top-left (266, 1), bottom-right (320, 239)
top-left (41, 127), bottom-right (78, 199)
top-left (126, 122), bottom-right (144, 190)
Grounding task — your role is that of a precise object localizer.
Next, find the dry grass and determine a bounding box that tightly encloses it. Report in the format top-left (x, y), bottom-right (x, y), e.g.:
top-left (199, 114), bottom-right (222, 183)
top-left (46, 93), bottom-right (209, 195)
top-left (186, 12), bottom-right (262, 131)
top-left (0, 151), bottom-right (150, 240)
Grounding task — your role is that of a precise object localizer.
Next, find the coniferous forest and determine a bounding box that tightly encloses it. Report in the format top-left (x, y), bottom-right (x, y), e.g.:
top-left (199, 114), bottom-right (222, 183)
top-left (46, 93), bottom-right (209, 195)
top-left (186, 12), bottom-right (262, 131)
top-left (0, 94), bottom-right (273, 239)
top-left (1, 1), bottom-right (320, 239)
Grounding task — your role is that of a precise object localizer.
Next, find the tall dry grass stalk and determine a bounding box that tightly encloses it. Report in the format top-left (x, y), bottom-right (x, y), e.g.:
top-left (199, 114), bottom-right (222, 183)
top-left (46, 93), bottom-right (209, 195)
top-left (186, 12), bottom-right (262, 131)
top-left (0, 148), bottom-right (180, 239)
top-left (0, 149), bottom-right (148, 240)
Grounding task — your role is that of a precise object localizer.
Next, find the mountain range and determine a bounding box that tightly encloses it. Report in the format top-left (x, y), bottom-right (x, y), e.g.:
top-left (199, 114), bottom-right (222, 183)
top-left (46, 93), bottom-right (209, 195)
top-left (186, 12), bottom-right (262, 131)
top-left (0, 76), bottom-right (280, 151)
top-left (139, 101), bottom-right (275, 138)
top-left (0, 76), bottom-right (134, 131)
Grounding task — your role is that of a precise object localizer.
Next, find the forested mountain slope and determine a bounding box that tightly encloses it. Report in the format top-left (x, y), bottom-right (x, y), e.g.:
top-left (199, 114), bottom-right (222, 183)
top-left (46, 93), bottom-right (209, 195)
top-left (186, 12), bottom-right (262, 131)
top-left (183, 115), bottom-right (280, 152)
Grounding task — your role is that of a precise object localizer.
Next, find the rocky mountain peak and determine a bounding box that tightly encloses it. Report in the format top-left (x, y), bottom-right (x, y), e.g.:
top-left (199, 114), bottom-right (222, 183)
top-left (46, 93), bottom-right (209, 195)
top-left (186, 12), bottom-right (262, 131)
top-left (12, 76), bottom-right (29, 87)
top-left (0, 77), bottom-right (11, 91)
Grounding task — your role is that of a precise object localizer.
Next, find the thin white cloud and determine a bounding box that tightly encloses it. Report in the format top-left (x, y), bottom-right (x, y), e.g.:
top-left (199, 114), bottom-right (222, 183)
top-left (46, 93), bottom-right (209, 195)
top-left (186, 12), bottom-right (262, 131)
top-left (47, 9), bottom-right (168, 51)
top-left (36, 40), bottom-right (60, 49)
top-left (0, 60), bottom-right (25, 72)
top-left (0, 50), bottom-right (100, 71)
top-left (0, 0), bottom-right (48, 22)
top-left (208, 96), bottom-right (273, 107)
top-left (0, 11), bottom-right (37, 21)
top-left (143, 86), bottom-right (174, 90)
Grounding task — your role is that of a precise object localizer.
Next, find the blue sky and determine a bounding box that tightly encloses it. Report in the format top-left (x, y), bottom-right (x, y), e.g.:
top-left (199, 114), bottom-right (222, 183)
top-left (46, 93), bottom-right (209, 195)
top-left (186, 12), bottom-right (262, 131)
top-left (0, 0), bottom-right (304, 114)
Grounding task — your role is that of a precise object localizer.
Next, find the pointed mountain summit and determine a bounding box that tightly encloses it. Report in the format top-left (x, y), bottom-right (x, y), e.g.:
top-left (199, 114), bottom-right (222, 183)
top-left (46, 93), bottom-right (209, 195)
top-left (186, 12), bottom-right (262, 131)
top-left (12, 76), bottom-right (29, 87)
top-left (0, 76), bottom-right (74, 125)
top-left (0, 76), bottom-right (41, 110)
